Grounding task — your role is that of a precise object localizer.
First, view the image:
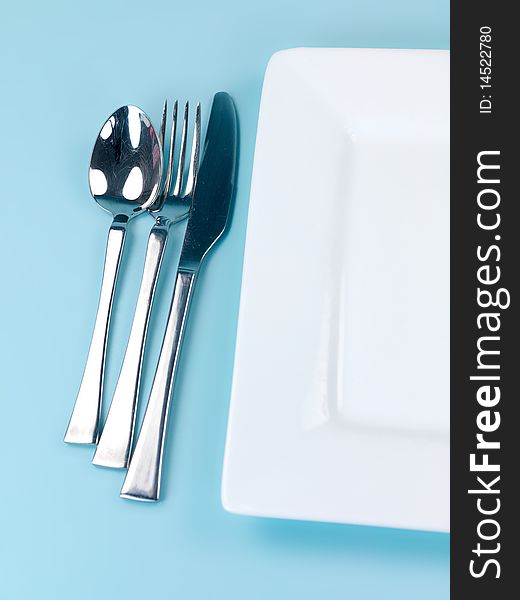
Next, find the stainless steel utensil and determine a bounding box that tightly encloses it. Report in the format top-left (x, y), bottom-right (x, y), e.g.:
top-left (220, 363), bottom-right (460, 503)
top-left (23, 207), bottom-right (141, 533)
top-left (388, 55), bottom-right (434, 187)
top-left (120, 92), bottom-right (237, 501)
top-left (92, 100), bottom-right (201, 468)
top-left (64, 106), bottom-right (163, 445)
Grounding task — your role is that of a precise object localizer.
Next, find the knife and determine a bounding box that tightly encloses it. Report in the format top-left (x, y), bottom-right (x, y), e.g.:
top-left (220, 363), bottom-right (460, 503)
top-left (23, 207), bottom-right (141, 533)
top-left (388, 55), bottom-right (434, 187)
top-left (120, 92), bottom-right (238, 501)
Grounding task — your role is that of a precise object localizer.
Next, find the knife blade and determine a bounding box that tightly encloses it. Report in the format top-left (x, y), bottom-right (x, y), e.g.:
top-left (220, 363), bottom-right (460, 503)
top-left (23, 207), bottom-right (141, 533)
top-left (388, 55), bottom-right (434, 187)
top-left (179, 91), bottom-right (238, 271)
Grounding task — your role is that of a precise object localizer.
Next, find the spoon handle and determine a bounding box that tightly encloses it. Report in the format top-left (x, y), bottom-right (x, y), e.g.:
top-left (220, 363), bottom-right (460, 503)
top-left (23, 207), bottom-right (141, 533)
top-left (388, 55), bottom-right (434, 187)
top-left (92, 221), bottom-right (169, 468)
top-left (120, 269), bottom-right (196, 501)
top-left (64, 216), bottom-right (128, 444)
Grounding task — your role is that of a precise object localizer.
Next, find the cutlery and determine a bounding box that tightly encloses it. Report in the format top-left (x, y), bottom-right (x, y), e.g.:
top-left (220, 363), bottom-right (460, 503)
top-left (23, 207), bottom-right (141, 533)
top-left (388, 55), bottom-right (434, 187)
top-left (92, 100), bottom-right (201, 468)
top-left (64, 106), bottom-right (163, 445)
top-left (120, 92), bottom-right (237, 501)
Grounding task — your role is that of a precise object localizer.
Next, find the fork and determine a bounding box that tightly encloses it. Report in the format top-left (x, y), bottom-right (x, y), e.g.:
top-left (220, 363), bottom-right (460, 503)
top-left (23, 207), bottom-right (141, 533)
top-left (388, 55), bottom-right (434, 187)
top-left (92, 99), bottom-right (201, 469)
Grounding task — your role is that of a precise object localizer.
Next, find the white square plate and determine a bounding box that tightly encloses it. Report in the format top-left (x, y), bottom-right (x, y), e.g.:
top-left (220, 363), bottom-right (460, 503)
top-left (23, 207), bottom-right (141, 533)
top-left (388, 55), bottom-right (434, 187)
top-left (222, 48), bottom-right (449, 532)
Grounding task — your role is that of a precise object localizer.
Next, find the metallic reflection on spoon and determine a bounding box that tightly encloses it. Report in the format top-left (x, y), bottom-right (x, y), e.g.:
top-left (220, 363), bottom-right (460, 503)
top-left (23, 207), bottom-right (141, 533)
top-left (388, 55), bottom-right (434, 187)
top-left (88, 105), bottom-right (162, 213)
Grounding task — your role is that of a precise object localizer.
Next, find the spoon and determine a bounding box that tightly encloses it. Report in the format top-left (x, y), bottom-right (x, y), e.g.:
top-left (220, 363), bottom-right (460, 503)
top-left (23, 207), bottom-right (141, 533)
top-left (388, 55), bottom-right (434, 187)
top-left (64, 105), bottom-right (163, 445)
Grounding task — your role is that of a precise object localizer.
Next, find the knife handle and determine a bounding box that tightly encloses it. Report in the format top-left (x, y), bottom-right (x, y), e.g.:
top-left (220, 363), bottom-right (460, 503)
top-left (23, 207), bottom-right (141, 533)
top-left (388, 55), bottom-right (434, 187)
top-left (92, 221), bottom-right (169, 468)
top-left (121, 269), bottom-right (196, 501)
top-left (64, 217), bottom-right (127, 444)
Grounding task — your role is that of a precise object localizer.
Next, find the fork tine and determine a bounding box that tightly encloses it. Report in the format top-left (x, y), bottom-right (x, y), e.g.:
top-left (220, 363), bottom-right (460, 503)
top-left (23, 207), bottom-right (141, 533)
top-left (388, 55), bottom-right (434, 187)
top-left (163, 100), bottom-right (178, 197)
top-left (172, 101), bottom-right (189, 197)
top-left (150, 99), bottom-right (169, 211)
top-left (158, 99), bottom-right (167, 153)
top-left (184, 102), bottom-right (201, 197)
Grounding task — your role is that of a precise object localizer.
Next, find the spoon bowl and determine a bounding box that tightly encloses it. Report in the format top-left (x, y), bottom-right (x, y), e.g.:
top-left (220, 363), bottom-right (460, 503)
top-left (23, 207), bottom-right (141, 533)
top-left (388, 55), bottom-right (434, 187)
top-left (89, 105), bottom-right (163, 218)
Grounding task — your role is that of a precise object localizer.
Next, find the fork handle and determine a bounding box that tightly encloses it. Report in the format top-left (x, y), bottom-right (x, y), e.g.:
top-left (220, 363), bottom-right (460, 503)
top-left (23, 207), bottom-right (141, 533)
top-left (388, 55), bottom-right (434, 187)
top-left (64, 216), bottom-right (128, 444)
top-left (120, 269), bottom-right (196, 501)
top-left (93, 221), bottom-right (169, 468)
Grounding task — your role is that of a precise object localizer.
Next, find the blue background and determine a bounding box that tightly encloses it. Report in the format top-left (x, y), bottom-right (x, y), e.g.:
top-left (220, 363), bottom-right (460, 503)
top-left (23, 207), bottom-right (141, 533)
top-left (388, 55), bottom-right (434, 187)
top-left (0, 1), bottom-right (449, 598)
